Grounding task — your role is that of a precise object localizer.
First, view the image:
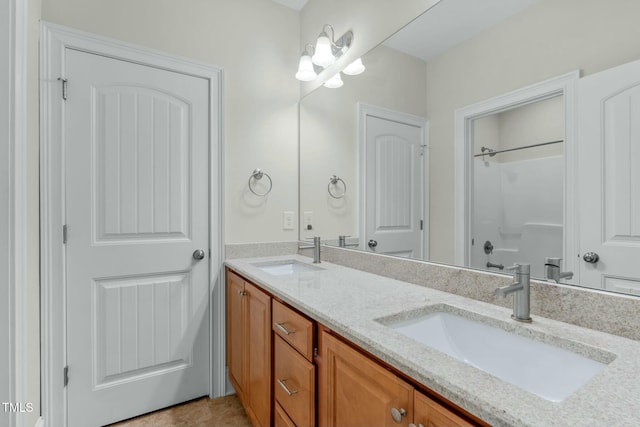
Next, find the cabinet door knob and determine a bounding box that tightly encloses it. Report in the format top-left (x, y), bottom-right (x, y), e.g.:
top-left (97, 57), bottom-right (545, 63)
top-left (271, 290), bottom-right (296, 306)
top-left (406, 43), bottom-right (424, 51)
top-left (390, 407), bottom-right (407, 423)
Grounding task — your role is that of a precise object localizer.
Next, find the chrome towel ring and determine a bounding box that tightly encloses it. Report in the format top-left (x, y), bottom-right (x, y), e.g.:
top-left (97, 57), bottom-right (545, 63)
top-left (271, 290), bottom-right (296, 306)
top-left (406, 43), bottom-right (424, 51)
top-left (248, 169), bottom-right (273, 196)
top-left (328, 175), bottom-right (346, 199)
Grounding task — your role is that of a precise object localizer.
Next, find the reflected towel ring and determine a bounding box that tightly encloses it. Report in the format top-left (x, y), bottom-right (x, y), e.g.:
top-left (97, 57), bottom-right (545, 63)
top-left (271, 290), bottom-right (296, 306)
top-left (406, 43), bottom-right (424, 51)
top-left (328, 175), bottom-right (346, 199)
top-left (248, 169), bottom-right (273, 196)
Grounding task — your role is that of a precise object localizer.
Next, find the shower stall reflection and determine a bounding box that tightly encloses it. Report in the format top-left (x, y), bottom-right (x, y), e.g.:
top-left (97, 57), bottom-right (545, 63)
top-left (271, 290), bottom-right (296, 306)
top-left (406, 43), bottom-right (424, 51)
top-left (469, 96), bottom-right (565, 279)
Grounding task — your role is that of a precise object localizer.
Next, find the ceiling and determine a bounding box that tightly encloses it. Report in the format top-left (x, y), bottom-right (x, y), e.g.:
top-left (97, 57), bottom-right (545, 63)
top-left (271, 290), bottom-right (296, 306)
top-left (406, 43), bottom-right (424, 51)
top-left (384, 0), bottom-right (537, 61)
top-left (271, 0), bottom-right (308, 11)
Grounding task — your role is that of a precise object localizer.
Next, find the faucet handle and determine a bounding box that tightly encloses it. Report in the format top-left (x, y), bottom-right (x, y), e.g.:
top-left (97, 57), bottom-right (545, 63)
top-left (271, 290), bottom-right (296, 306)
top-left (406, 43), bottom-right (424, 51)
top-left (545, 257), bottom-right (562, 267)
top-left (505, 263), bottom-right (530, 277)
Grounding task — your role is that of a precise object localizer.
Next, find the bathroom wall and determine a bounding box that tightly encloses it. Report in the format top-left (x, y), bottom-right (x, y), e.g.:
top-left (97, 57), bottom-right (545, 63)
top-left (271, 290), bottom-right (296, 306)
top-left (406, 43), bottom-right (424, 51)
top-left (426, 0), bottom-right (640, 264)
top-left (1, 1), bottom-right (13, 424)
top-left (300, 45), bottom-right (427, 243)
top-left (42, 0), bottom-right (301, 244)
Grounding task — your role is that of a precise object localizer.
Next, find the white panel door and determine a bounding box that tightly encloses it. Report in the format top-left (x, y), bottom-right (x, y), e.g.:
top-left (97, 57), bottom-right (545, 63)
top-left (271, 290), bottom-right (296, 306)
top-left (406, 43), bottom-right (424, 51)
top-left (578, 58), bottom-right (640, 295)
top-left (363, 112), bottom-right (425, 258)
top-left (65, 49), bottom-right (210, 426)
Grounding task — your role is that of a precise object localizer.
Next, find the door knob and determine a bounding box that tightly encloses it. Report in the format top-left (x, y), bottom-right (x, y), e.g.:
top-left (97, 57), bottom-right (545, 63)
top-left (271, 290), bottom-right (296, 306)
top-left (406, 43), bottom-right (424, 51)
top-left (582, 252), bottom-right (599, 263)
top-left (192, 249), bottom-right (206, 260)
top-left (368, 239), bottom-right (378, 248)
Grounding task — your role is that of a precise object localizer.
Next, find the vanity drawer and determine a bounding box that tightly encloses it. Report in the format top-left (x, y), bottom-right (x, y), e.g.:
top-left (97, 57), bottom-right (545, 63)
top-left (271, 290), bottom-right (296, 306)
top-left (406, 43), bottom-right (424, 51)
top-left (274, 335), bottom-right (315, 427)
top-left (274, 401), bottom-right (297, 427)
top-left (273, 299), bottom-right (314, 361)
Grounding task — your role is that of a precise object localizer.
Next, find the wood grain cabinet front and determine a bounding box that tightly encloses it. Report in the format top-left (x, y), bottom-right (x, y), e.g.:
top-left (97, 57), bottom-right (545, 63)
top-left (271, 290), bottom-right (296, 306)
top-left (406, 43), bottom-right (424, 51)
top-left (226, 269), bottom-right (272, 427)
top-left (318, 330), bottom-right (414, 427)
top-left (273, 299), bottom-right (314, 361)
top-left (411, 390), bottom-right (474, 427)
top-left (318, 329), bottom-right (484, 427)
top-left (274, 335), bottom-right (315, 427)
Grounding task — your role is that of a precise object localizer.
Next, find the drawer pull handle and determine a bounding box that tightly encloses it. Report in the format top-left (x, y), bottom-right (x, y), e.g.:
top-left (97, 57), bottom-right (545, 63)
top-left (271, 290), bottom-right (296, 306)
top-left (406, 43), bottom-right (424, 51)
top-left (274, 322), bottom-right (296, 335)
top-left (277, 378), bottom-right (298, 396)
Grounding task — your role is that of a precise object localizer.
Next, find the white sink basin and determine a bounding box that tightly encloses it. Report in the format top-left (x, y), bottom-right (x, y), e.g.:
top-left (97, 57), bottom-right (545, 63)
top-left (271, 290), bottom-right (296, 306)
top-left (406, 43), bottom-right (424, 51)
top-left (383, 309), bottom-right (611, 402)
top-left (252, 260), bottom-right (324, 276)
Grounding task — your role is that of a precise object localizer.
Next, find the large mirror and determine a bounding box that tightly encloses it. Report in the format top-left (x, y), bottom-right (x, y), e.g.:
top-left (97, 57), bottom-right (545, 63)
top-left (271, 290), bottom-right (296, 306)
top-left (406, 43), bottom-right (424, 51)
top-left (299, 0), bottom-right (640, 296)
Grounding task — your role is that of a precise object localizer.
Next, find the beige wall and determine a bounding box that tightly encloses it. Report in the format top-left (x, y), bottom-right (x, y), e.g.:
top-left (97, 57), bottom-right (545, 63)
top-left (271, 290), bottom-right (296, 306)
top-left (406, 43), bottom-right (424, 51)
top-left (1, 0), bottom-right (12, 424)
top-left (41, 0), bottom-right (301, 242)
top-left (300, 45), bottom-right (427, 241)
top-left (426, 0), bottom-right (640, 264)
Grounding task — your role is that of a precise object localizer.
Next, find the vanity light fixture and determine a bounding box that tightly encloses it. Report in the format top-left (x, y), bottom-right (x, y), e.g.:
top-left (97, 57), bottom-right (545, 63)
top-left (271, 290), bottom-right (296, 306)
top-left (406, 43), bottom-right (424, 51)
top-left (323, 72), bottom-right (344, 89)
top-left (295, 44), bottom-right (317, 82)
top-left (342, 57), bottom-right (365, 75)
top-left (296, 24), bottom-right (355, 83)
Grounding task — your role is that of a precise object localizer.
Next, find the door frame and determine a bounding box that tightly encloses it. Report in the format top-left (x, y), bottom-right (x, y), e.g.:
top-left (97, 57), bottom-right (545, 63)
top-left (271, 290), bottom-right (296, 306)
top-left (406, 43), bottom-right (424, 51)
top-left (453, 71), bottom-right (579, 279)
top-left (357, 103), bottom-right (429, 259)
top-left (40, 22), bottom-right (225, 427)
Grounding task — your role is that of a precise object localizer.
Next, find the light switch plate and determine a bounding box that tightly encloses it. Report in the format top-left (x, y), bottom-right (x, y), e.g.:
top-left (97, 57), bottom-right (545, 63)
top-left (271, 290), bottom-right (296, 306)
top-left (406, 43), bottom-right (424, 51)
top-left (283, 211), bottom-right (295, 230)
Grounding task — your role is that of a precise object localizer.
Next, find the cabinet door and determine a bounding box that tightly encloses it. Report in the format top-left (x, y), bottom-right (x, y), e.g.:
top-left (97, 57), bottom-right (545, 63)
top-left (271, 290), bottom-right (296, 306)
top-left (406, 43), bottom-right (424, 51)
top-left (319, 330), bottom-right (413, 427)
top-left (245, 281), bottom-right (272, 427)
top-left (413, 390), bottom-right (474, 427)
top-left (226, 271), bottom-right (245, 397)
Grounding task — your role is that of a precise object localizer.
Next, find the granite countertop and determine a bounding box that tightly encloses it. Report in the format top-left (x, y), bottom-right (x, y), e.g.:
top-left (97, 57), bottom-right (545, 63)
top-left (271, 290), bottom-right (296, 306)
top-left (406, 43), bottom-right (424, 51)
top-left (225, 255), bottom-right (640, 427)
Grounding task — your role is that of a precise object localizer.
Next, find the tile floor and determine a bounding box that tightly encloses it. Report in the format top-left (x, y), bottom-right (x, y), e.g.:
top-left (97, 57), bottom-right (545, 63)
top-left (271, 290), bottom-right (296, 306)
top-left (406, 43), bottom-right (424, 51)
top-left (107, 395), bottom-right (251, 427)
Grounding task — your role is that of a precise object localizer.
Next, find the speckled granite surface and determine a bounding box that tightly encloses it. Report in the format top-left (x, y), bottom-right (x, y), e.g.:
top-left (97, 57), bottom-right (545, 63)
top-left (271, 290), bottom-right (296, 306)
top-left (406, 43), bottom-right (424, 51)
top-left (319, 246), bottom-right (640, 341)
top-left (225, 255), bottom-right (640, 427)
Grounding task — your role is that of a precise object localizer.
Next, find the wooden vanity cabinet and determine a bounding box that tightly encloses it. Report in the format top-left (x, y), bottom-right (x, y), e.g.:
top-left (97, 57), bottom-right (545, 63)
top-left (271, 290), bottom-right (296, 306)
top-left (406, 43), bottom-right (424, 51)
top-left (272, 299), bottom-right (316, 427)
top-left (318, 330), bottom-right (414, 427)
top-left (226, 270), bottom-right (272, 427)
top-left (413, 390), bottom-right (474, 427)
top-left (318, 329), bottom-right (484, 427)
top-left (226, 267), bottom-right (486, 427)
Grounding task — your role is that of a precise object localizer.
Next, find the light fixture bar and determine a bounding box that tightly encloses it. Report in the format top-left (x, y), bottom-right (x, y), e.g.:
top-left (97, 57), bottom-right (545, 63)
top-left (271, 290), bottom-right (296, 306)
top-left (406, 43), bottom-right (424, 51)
top-left (296, 24), bottom-right (357, 84)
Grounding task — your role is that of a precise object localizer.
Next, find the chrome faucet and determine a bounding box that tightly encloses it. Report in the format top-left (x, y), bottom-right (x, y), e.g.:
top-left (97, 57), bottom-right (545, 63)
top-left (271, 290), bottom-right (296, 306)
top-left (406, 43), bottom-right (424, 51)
top-left (495, 263), bottom-right (532, 322)
top-left (299, 236), bottom-right (321, 263)
top-left (544, 257), bottom-right (573, 282)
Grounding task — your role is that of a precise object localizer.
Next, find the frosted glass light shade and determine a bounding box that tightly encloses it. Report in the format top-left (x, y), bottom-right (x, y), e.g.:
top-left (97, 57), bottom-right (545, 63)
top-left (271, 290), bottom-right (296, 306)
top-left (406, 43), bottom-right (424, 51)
top-left (295, 54), bottom-right (317, 81)
top-left (312, 33), bottom-right (335, 67)
top-left (323, 73), bottom-right (343, 89)
top-left (343, 57), bottom-right (365, 75)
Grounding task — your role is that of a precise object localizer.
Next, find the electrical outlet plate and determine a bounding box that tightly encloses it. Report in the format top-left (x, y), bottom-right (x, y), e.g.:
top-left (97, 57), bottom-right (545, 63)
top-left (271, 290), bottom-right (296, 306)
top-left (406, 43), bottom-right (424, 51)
top-left (303, 211), bottom-right (313, 230)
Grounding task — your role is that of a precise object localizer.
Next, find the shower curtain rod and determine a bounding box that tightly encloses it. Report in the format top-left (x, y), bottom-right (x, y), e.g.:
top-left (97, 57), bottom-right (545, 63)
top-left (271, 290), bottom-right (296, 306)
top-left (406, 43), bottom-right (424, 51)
top-left (474, 139), bottom-right (563, 157)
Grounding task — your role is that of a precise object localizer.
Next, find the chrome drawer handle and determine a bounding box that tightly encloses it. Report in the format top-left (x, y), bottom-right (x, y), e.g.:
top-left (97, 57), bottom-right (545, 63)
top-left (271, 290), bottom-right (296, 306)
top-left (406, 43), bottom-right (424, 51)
top-left (276, 378), bottom-right (298, 396)
top-left (274, 322), bottom-right (296, 335)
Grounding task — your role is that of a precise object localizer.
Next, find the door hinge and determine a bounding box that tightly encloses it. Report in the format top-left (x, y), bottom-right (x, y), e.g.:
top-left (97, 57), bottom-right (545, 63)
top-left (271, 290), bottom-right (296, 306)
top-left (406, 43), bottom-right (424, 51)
top-left (63, 224), bottom-right (67, 244)
top-left (313, 347), bottom-right (318, 358)
top-left (63, 366), bottom-right (69, 387)
top-left (58, 77), bottom-right (68, 100)
top-left (420, 219), bottom-right (424, 230)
